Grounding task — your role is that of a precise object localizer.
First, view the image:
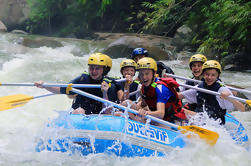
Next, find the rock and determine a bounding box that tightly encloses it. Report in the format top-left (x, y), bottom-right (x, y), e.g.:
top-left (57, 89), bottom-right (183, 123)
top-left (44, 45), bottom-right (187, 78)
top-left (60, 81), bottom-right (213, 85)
top-left (104, 45), bottom-right (132, 59)
top-left (224, 64), bottom-right (237, 70)
top-left (0, 0), bottom-right (29, 27)
top-left (17, 37), bottom-right (63, 48)
top-left (221, 53), bottom-right (241, 71)
top-left (0, 20), bottom-right (7, 32)
top-left (177, 25), bottom-right (192, 34)
top-left (11, 29), bottom-right (28, 34)
top-left (171, 25), bottom-right (195, 52)
top-left (99, 33), bottom-right (175, 60)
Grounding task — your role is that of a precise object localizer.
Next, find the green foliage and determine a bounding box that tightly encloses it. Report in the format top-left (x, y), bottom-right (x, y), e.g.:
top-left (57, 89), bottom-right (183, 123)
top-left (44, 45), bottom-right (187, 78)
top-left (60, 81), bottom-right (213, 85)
top-left (141, 0), bottom-right (250, 60)
top-left (141, 0), bottom-right (176, 34)
top-left (26, 0), bottom-right (115, 34)
top-left (141, 0), bottom-right (200, 35)
top-left (25, 0), bottom-right (250, 62)
top-left (25, 0), bottom-right (143, 35)
top-left (199, 0), bottom-right (250, 54)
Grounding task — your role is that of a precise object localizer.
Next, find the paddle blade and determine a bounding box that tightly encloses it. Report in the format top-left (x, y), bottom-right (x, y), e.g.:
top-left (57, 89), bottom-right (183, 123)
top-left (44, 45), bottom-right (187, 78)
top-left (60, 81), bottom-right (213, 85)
top-left (178, 125), bottom-right (219, 146)
top-left (246, 100), bottom-right (251, 107)
top-left (0, 101), bottom-right (28, 111)
top-left (0, 94), bottom-right (33, 111)
top-left (0, 94), bottom-right (34, 103)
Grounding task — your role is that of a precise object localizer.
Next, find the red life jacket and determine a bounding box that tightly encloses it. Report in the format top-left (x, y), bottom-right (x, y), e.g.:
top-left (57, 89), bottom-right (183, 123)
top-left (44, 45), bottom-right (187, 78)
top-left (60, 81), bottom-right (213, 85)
top-left (141, 78), bottom-right (186, 121)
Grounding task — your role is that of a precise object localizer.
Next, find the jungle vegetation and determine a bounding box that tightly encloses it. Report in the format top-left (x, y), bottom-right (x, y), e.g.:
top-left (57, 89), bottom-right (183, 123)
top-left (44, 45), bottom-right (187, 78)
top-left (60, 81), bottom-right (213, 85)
top-left (26, 0), bottom-right (250, 68)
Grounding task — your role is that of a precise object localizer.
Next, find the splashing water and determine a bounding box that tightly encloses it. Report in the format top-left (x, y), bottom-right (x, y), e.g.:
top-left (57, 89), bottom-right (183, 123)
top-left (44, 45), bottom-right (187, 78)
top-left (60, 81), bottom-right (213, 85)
top-left (0, 33), bottom-right (251, 165)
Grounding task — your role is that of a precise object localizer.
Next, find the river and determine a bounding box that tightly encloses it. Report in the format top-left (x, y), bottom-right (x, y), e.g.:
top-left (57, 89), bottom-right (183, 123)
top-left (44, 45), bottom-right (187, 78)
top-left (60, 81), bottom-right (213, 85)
top-left (0, 32), bottom-right (251, 166)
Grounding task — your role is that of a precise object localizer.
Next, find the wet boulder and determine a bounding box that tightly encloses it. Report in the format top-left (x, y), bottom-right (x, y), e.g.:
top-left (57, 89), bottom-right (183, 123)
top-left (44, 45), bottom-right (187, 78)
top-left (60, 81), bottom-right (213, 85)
top-left (171, 25), bottom-right (195, 52)
top-left (99, 33), bottom-right (175, 60)
top-left (0, 20), bottom-right (7, 32)
top-left (16, 37), bottom-right (63, 48)
top-left (11, 29), bottom-right (28, 34)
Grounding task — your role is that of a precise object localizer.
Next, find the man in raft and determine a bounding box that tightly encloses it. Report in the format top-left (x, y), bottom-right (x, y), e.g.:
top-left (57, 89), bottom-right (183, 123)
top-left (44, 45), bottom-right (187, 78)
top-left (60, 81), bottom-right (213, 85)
top-left (178, 60), bottom-right (245, 125)
top-left (35, 53), bottom-right (123, 114)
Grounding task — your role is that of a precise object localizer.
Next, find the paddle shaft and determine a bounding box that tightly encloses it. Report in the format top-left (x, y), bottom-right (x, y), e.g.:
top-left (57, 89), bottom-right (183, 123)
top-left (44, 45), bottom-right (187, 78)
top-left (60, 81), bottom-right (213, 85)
top-left (166, 74), bottom-right (251, 95)
top-left (33, 93), bottom-right (55, 99)
top-left (70, 88), bottom-right (178, 129)
top-left (0, 83), bottom-right (101, 88)
top-left (179, 83), bottom-right (248, 103)
top-left (0, 79), bottom-right (126, 88)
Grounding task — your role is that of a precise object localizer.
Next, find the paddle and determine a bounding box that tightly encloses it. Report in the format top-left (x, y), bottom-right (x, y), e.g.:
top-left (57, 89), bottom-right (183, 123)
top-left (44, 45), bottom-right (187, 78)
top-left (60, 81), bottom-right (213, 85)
top-left (0, 88), bottom-right (138, 111)
top-left (0, 79), bottom-right (126, 88)
top-left (179, 83), bottom-right (251, 107)
top-left (166, 74), bottom-right (251, 95)
top-left (0, 83), bottom-right (102, 88)
top-left (68, 87), bottom-right (219, 146)
top-left (0, 93), bottom-right (55, 111)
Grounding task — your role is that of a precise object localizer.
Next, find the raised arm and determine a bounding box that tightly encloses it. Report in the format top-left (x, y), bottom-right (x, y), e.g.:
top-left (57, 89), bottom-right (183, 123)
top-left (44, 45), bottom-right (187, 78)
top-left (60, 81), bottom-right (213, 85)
top-left (34, 81), bottom-right (61, 94)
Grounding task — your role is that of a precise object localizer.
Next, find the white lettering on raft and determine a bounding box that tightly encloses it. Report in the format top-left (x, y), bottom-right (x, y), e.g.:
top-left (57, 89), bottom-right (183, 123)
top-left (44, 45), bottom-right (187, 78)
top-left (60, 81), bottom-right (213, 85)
top-left (127, 121), bottom-right (169, 144)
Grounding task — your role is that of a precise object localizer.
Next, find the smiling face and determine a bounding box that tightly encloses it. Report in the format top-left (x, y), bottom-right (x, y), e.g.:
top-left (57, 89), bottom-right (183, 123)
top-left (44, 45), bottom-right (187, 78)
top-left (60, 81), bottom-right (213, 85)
top-left (139, 69), bottom-right (154, 86)
top-left (88, 65), bottom-right (104, 80)
top-left (122, 66), bottom-right (135, 77)
top-left (191, 62), bottom-right (203, 79)
top-left (203, 69), bottom-right (220, 86)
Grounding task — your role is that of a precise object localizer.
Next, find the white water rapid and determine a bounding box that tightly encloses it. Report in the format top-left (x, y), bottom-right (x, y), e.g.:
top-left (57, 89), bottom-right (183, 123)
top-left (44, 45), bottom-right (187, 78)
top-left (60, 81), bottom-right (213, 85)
top-left (0, 32), bottom-right (251, 166)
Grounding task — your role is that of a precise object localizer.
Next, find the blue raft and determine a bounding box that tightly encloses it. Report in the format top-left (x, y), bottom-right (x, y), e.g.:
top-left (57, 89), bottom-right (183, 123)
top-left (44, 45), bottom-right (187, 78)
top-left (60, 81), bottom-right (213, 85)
top-left (225, 113), bottom-right (249, 147)
top-left (36, 112), bottom-right (249, 157)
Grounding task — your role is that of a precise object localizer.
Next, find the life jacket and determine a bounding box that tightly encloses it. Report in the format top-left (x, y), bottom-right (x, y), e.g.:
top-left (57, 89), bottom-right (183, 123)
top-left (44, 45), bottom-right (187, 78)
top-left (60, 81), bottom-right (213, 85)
top-left (60, 73), bottom-right (119, 114)
top-left (102, 77), bottom-right (121, 102)
top-left (141, 77), bottom-right (186, 122)
top-left (195, 81), bottom-right (226, 124)
top-left (119, 80), bottom-right (140, 101)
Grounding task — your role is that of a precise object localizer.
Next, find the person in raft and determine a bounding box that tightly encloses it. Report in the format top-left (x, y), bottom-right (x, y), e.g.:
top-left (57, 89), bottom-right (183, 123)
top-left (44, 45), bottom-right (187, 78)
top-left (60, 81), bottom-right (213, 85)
top-left (118, 59), bottom-right (141, 101)
top-left (131, 47), bottom-right (175, 78)
top-left (123, 57), bottom-right (187, 125)
top-left (181, 54), bottom-right (208, 111)
top-left (184, 54), bottom-right (208, 89)
top-left (35, 53), bottom-right (123, 115)
top-left (178, 60), bottom-right (245, 125)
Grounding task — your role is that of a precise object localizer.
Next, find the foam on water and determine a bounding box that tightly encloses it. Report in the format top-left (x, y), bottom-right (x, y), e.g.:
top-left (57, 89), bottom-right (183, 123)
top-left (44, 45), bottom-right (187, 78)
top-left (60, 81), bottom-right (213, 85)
top-left (0, 33), bottom-right (251, 165)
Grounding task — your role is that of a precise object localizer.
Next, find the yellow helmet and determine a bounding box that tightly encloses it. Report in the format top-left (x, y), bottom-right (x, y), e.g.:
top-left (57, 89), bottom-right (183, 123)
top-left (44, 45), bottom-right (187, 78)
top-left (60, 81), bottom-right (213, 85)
top-left (120, 59), bottom-right (137, 74)
top-left (202, 60), bottom-right (222, 73)
top-left (120, 59), bottom-right (137, 69)
top-left (137, 57), bottom-right (157, 72)
top-left (88, 53), bottom-right (112, 68)
top-left (189, 54), bottom-right (207, 69)
top-left (103, 54), bottom-right (112, 68)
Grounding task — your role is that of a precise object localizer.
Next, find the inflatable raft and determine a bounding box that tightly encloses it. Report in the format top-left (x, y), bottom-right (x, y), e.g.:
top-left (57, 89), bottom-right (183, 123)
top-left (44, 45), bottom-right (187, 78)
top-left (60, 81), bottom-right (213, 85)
top-left (36, 112), bottom-right (249, 157)
top-left (225, 113), bottom-right (249, 147)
